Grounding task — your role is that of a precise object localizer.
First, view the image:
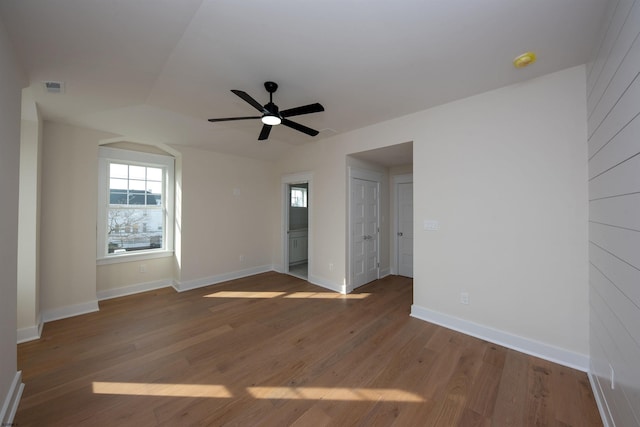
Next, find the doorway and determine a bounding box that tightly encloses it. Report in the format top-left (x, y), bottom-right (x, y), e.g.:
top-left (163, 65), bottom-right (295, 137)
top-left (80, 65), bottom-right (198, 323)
top-left (349, 168), bottom-right (382, 291)
top-left (282, 173), bottom-right (312, 280)
top-left (394, 175), bottom-right (413, 277)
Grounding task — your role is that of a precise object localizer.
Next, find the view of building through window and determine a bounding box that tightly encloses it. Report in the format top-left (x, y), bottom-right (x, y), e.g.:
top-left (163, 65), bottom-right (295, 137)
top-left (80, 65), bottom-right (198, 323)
top-left (108, 163), bottom-right (164, 253)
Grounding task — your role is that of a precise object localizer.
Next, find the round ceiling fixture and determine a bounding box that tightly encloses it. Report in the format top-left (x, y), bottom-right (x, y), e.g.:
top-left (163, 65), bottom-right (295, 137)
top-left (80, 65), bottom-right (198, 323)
top-left (513, 52), bottom-right (537, 68)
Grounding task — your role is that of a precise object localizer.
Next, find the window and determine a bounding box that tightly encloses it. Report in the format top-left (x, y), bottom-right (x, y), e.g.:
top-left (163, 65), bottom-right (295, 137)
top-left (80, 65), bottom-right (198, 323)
top-left (291, 187), bottom-right (307, 208)
top-left (98, 147), bottom-right (174, 263)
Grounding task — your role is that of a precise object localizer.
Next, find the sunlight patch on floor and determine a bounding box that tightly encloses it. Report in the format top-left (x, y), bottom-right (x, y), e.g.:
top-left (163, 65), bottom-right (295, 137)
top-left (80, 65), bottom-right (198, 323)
top-left (92, 382), bottom-right (232, 398)
top-left (204, 291), bottom-right (287, 298)
top-left (203, 290), bottom-right (370, 299)
top-left (247, 386), bottom-right (424, 402)
top-left (92, 383), bottom-right (422, 402)
top-left (283, 292), bottom-right (370, 299)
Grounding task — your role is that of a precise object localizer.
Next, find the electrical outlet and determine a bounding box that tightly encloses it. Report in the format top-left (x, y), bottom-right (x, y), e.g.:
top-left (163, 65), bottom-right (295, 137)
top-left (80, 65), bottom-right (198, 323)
top-left (460, 292), bottom-right (469, 305)
top-left (239, 255), bottom-right (245, 263)
top-left (139, 264), bottom-right (146, 273)
top-left (329, 263), bottom-right (334, 272)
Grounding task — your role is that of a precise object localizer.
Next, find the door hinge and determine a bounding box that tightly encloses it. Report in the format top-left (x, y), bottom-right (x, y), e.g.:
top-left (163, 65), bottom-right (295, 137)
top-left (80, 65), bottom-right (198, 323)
top-left (377, 262), bottom-right (380, 268)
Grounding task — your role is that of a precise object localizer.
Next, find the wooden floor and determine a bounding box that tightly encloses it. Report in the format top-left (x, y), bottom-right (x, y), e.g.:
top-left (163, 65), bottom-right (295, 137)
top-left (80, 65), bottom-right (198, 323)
top-left (16, 272), bottom-right (602, 426)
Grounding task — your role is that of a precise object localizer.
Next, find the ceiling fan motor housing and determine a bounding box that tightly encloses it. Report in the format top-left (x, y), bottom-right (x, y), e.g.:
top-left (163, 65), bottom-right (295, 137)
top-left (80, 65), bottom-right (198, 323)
top-left (264, 81), bottom-right (278, 93)
top-left (265, 102), bottom-right (279, 116)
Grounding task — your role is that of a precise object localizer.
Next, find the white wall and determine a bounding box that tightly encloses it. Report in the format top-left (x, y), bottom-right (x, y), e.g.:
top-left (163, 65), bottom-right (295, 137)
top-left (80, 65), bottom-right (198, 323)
top-left (586, 0), bottom-right (640, 424)
top-left (413, 66), bottom-right (589, 364)
top-left (277, 66), bottom-right (589, 366)
top-left (17, 115), bottom-right (42, 341)
top-left (0, 16), bottom-right (24, 423)
top-left (174, 145), bottom-right (275, 288)
top-left (36, 122), bottom-right (276, 316)
top-left (40, 122), bottom-right (115, 318)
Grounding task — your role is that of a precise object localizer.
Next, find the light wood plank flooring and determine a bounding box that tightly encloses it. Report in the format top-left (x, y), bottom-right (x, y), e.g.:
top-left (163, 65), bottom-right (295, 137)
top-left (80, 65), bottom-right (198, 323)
top-left (16, 272), bottom-right (602, 426)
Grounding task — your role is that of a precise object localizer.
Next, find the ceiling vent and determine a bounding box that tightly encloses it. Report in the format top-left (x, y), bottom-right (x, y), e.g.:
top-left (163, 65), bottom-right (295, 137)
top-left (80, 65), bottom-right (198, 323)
top-left (43, 81), bottom-right (65, 94)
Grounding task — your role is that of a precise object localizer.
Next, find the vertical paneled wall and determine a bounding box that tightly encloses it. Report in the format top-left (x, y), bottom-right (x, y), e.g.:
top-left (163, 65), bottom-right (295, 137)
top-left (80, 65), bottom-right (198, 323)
top-left (587, 0), bottom-right (640, 425)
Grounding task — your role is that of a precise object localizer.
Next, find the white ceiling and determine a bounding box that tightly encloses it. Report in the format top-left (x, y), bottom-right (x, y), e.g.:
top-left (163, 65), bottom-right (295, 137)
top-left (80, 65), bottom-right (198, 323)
top-left (0, 0), bottom-right (609, 164)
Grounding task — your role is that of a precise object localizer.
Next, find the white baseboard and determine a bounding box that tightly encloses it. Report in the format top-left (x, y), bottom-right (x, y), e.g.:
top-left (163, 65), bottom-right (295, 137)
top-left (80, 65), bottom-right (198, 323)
top-left (410, 304), bottom-right (590, 372)
top-left (0, 371), bottom-right (23, 426)
top-left (588, 371), bottom-right (614, 427)
top-left (379, 268), bottom-right (391, 278)
top-left (17, 316), bottom-right (43, 344)
top-left (308, 274), bottom-right (346, 294)
top-left (97, 279), bottom-right (174, 301)
top-left (42, 300), bottom-right (99, 323)
top-left (174, 265), bottom-right (273, 292)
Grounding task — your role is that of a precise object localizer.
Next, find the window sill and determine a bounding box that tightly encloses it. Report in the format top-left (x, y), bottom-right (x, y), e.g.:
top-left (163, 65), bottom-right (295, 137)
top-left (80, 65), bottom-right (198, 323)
top-left (97, 250), bottom-right (174, 265)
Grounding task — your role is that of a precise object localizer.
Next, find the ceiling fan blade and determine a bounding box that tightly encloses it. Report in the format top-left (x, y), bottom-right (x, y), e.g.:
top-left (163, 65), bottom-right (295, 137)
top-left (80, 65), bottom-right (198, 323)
top-left (208, 116), bottom-right (261, 122)
top-left (281, 118), bottom-right (320, 137)
top-left (258, 124), bottom-right (272, 140)
top-left (231, 90), bottom-right (267, 113)
top-left (280, 103), bottom-right (324, 118)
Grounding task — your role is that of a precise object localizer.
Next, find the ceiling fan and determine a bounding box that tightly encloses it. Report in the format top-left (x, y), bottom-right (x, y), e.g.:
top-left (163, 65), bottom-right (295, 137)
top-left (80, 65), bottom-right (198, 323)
top-left (208, 81), bottom-right (324, 141)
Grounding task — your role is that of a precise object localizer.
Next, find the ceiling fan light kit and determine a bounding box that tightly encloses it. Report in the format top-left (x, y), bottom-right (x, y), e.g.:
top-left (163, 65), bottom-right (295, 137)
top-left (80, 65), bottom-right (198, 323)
top-left (261, 115), bottom-right (281, 126)
top-left (208, 81), bottom-right (324, 141)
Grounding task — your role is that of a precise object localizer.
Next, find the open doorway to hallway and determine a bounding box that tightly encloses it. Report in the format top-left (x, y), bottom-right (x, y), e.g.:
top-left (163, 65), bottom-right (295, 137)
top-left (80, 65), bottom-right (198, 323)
top-left (347, 141), bottom-right (413, 289)
top-left (288, 183), bottom-right (308, 279)
top-left (282, 172), bottom-right (312, 281)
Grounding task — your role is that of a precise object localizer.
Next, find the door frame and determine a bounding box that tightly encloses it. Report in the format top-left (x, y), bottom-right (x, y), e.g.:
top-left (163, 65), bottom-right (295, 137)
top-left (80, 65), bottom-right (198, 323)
top-left (392, 173), bottom-right (413, 275)
top-left (281, 172), bottom-right (313, 276)
top-left (347, 167), bottom-right (382, 293)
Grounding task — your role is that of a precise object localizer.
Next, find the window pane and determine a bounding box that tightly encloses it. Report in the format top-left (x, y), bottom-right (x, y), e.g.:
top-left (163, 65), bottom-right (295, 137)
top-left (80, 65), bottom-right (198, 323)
top-left (147, 167), bottom-right (162, 181)
top-left (110, 163), bottom-right (129, 179)
top-left (110, 191), bottom-right (128, 205)
top-left (147, 181), bottom-right (162, 195)
top-left (291, 188), bottom-right (307, 207)
top-left (129, 165), bottom-right (146, 180)
top-left (100, 149), bottom-right (172, 259)
top-left (107, 208), bottom-right (163, 253)
top-left (129, 179), bottom-right (146, 191)
top-left (110, 178), bottom-right (128, 190)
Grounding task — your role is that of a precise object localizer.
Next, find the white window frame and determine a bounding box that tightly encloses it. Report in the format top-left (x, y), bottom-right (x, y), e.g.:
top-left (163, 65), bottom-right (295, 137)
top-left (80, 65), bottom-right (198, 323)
top-left (97, 146), bottom-right (175, 265)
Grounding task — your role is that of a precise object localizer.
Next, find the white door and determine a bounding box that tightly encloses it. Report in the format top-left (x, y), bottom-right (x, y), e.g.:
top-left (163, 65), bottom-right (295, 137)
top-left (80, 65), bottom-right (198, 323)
top-left (351, 178), bottom-right (379, 288)
top-left (397, 182), bottom-right (413, 277)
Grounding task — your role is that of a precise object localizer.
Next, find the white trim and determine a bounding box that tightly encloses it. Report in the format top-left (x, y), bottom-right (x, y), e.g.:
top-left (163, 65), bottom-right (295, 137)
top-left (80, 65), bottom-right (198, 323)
top-left (308, 274), bottom-right (347, 294)
top-left (379, 267), bottom-right (391, 278)
top-left (410, 304), bottom-right (589, 371)
top-left (174, 265), bottom-right (272, 292)
top-left (0, 371), bottom-right (24, 426)
top-left (349, 167), bottom-right (383, 182)
top-left (588, 372), bottom-right (614, 427)
top-left (392, 173), bottom-right (413, 276)
top-left (281, 172), bottom-right (313, 278)
top-left (97, 250), bottom-right (173, 265)
top-left (17, 316), bottom-right (43, 344)
top-left (42, 300), bottom-right (99, 323)
top-left (97, 279), bottom-right (175, 301)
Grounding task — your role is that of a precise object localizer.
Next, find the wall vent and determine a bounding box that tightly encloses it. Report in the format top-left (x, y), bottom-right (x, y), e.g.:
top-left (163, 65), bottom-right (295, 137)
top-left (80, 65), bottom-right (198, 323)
top-left (43, 81), bottom-right (65, 94)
